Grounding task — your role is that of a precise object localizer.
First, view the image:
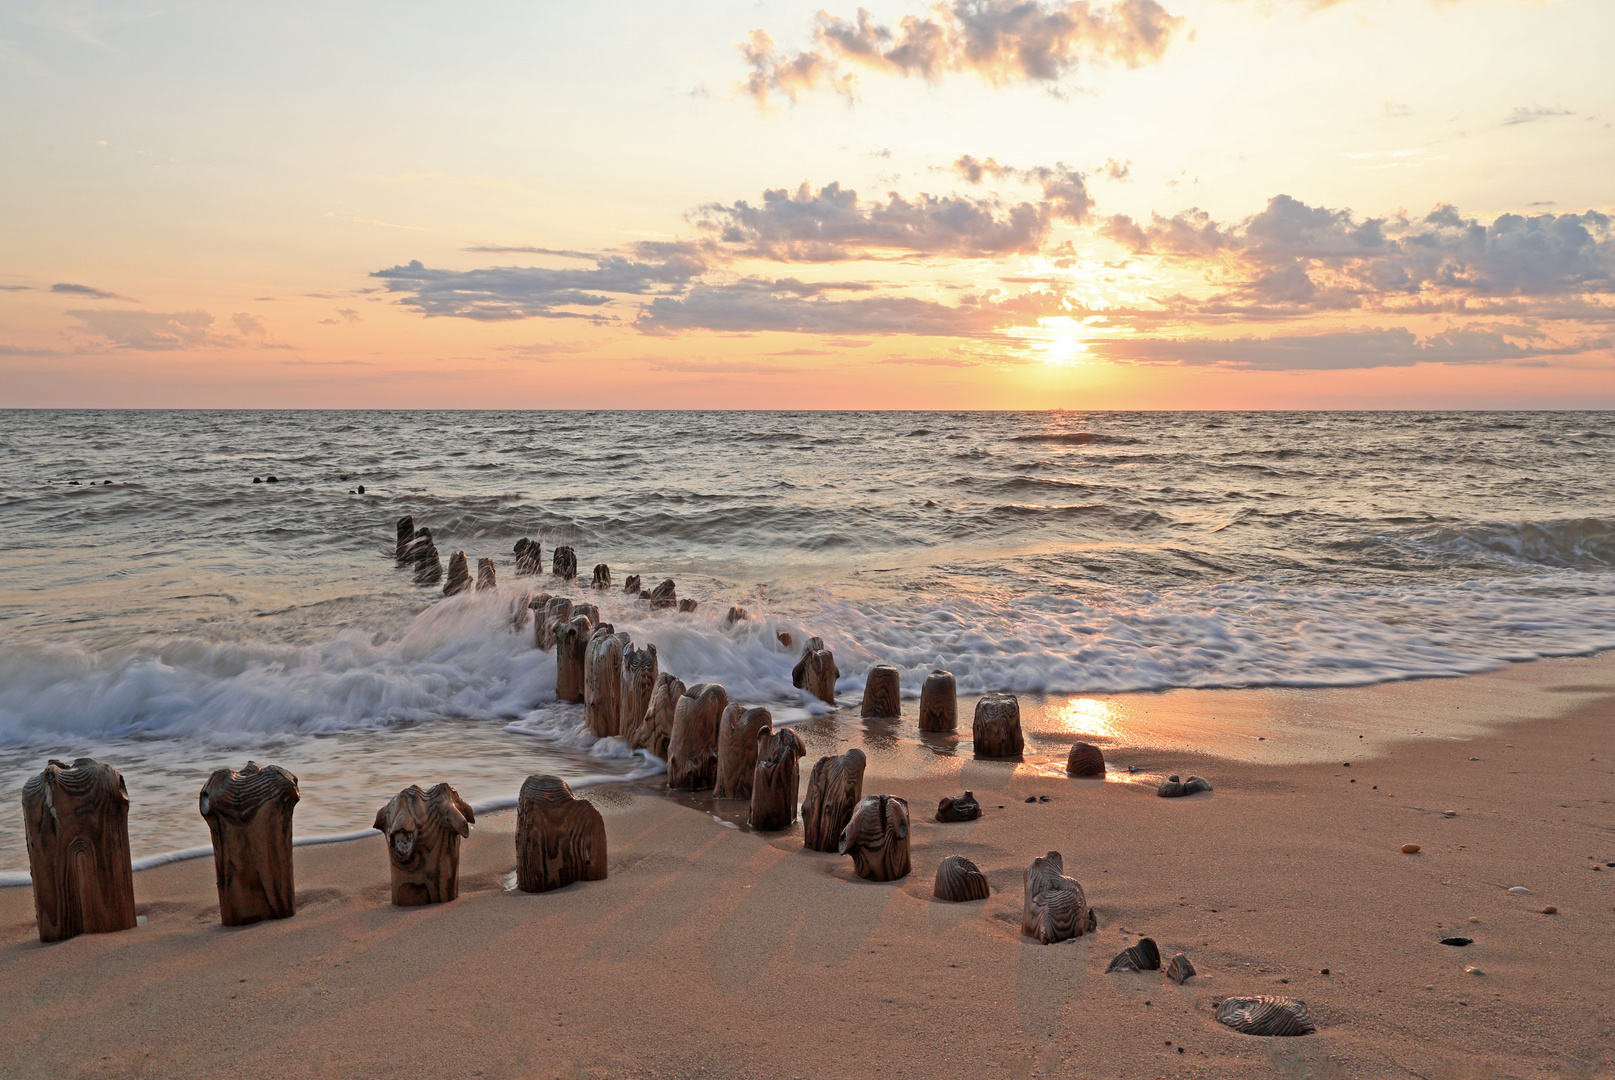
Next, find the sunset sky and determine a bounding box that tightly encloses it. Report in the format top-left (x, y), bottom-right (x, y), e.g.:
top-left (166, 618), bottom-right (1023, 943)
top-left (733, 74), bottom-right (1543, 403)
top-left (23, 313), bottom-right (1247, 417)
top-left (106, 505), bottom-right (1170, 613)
top-left (3, 0), bottom-right (1613, 409)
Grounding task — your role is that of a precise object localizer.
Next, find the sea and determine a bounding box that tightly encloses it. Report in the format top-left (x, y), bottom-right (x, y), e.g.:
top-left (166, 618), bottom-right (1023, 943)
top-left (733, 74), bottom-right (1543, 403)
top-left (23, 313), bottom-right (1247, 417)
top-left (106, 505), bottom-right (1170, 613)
top-left (4, 409), bottom-right (1615, 876)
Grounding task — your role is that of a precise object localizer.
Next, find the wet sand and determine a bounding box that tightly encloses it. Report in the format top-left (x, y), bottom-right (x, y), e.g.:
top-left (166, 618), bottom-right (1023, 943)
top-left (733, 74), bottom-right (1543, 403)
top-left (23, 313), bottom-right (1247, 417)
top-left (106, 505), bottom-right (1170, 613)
top-left (2, 660), bottom-right (1613, 1079)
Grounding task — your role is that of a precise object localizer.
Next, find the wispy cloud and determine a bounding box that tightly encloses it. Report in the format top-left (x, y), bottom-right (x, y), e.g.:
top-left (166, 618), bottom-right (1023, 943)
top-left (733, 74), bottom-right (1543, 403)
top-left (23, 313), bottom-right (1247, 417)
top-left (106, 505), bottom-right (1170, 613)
top-left (51, 282), bottom-right (135, 301)
top-left (1087, 326), bottom-right (1607, 370)
top-left (1503, 105), bottom-right (1573, 126)
top-left (67, 309), bottom-right (286, 350)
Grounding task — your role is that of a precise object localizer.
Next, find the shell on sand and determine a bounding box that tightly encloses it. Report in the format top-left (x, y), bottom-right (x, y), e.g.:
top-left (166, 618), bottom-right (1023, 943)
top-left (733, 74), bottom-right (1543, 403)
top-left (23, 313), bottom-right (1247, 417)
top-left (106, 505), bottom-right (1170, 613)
top-left (1158, 774), bottom-right (1213, 798)
top-left (1215, 996), bottom-right (1317, 1037)
top-left (1105, 937), bottom-right (1161, 973)
top-left (933, 855), bottom-right (990, 902)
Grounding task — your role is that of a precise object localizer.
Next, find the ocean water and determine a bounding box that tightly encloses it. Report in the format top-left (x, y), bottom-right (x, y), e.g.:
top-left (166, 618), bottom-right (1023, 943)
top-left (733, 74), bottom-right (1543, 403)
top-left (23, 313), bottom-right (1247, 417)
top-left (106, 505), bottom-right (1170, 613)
top-left (3, 409), bottom-right (1615, 870)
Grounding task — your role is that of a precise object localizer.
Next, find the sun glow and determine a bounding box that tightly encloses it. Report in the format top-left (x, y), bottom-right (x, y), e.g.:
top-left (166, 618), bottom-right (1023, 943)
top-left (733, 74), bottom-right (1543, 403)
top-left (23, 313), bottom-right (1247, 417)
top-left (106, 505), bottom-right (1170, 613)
top-left (1037, 317), bottom-right (1091, 366)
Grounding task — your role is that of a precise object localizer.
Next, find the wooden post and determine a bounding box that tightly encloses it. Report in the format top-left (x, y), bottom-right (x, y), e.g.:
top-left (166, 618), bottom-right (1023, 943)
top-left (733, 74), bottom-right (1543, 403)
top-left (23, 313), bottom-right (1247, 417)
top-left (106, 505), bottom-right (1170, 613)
top-left (583, 627), bottom-right (626, 737)
top-left (724, 606), bottom-right (749, 627)
top-left (714, 705), bottom-right (772, 800)
top-left (748, 727), bottom-right (804, 830)
top-left (801, 748), bottom-right (866, 852)
top-left (411, 528), bottom-right (442, 585)
top-left (630, 672), bottom-right (684, 759)
top-left (514, 538), bottom-right (542, 575)
top-left (537, 595), bottom-right (571, 650)
top-left (443, 551), bottom-right (471, 596)
top-left (618, 643), bottom-right (658, 740)
top-left (395, 515), bottom-right (415, 560)
top-left (372, 783), bottom-right (474, 907)
top-left (791, 638), bottom-right (839, 704)
top-left (515, 775), bottom-right (607, 893)
top-left (591, 563), bottom-right (611, 589)
top-left (918, 669), bottom-right (957, 731)
top-left (859, 664), bottom-right (900, 719)
top-left (1066, 741), bottom-right (1105, 777)
top-left (513, 590), bottom-right (545, 631)
top-left (649, 579), bottom-right (677, 609)
top-left (622, 574), bottom-right (641, 595)
top-left (21, 758), bottom-right (137, 943)
top-left (972, 692), bottom-right (1024, 758)
top-left (935, 791), bottom-right (981, 822)
top-left (837, 794), bottom-right (910, 882)
top-left (667, 682), bottom-right (728, 790)
top-left (555, 614), bottom-right (593, 703)
top-left (1021, 851), bottom-right (1092, 944)
top-left (677, 598), bottom-right (698, 613)
top-left (552, 545), bottom-right (577, 580)
top-left (476, 558), bottom-right (497, 591)
top-left (933, 855), bottom-right (990, 902)
top-left (572, 602), bottom-right (600, 626)
top-left (199, 761), bottom-right (300, 927)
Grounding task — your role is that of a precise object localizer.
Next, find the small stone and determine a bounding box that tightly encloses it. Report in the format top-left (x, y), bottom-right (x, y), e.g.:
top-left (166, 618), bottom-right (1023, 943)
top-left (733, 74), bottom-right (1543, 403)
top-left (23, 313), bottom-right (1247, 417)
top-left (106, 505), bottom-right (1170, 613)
top-left (1025, 795), bottom-right (1037, 803)
top-left (1320, 968), bottom-right (1329, 975)
top-left (1507, 886), bottom-right (1531, 894)
top-left (1401, 844), bottom-right (1421, 854)
top-left (1542, 906), bottom-right (1558, 915)
top-left (1444, 810), bottom-right (1456, 817)
top-left (1467, 917), bottom-right (1480, 924)
top-left (1166, 953), bottom-right (1196, 984)
top-left (1039, 795), bottom-right (1051, 803)
top-left (1440, 937), bottom-right (1472, 947)
top-left (1465, 966), bottom-right (1484, 976)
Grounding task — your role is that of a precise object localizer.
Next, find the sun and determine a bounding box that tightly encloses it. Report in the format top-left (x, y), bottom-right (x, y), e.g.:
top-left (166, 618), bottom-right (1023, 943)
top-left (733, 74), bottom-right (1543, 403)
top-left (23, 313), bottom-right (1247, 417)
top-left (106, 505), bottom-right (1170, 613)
top-left (1037, 316), bottom-right (1090, 366)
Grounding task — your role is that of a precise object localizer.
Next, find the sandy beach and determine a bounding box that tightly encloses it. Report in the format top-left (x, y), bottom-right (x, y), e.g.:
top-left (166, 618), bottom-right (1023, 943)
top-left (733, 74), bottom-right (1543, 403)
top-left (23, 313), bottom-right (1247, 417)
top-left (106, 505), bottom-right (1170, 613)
top-left (2, 658), bottom-right (1613, 1080)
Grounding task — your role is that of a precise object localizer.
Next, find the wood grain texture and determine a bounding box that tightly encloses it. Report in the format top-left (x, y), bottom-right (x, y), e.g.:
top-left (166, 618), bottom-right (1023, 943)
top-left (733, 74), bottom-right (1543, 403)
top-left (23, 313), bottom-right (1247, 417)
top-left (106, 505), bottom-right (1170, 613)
top-left (933, 855), bottom-right (990, 902)
top-left (515, 775), bottom-right (607, 894)
top-left (395, 515), bottom-right (415, 560)
top-left (630, 672), bottom-right (684, 759)
top-left (972, 692), bottom-right (1024, 758)
top-left (552, 545), bottom-right (577, 580)
top-left (409, 528), bottom-right (442, 585)
top-left (1066, 741), bottom-right (1106, 777)
top-left (791, 638), bottom-right (839, 705)
top-left (583, 628), bottom-right (626, 738)
top-left (513, 537), bottom-right (543, 575)
top-left (1215, 996), bottom-right (1316, 1037)
top-left (1105, 937), bottom-right (1161, 973)
top-left (1021, 851), bottom-right (1092, 944)
top-left (859, 665), bottom-right (901, 719)
top-left (748, 727), bottom-right (805, 830)
top-left (591, 563), bottom-right (611, 589)
top-left (649, 579), bottom-right (677, 609)
top-left (443, 551), bottom-right (471, 596)
top-left (537, 596), bottom-right (572, 650)
top-left (199, 761), bottom-right (300, 927)
top-left (837, 794), bottom-right (911, 882)
top-left (1166, 952), bottom-right (1197, 984)
top-left (618, 643), bottom-right (659, 740)
top-left (935, 791), bottom-right (981, 822)
top-left (555, 614), bottom-right (593, 704)
top-left (622, 574), bottom-right (641, 595)
top-left (21, 758), bottom-right (137, 943)
top-left (667, 682), bottom-right (729, 790)
top-left (918, 669), bottom-right (957, 731)
top-left (372, 783), bottom-right (474, 907)
top-left (801, 747), bottom-right (867, 853)
top-left (714, 705), bottom-right (772, 800)
top-left (475, 558), bottom-right (497, 591)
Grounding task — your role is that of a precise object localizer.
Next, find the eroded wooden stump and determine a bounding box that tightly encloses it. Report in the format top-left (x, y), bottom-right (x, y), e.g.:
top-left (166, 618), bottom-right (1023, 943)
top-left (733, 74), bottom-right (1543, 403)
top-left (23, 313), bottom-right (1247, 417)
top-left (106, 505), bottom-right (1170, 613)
top-left (973, 692), bottom-right (1024, 758)
top-left (838, 794), bottom-right (910, 882)
top-left (618, 643), bottom-right (659, 739)
top-left (933, 855), bottom-right (989, 902)
top-left (1158, 774), bottom-right (1212, 798)
top-left (725, 606), bottom-right (749, 627)
top-left (1216, 997), bottom-right (1316, 1037)
top-left (1066, 741), bottom-right (1105, 778)
top-left (514, 537), bottom-right (543, 576)
top-left (476, 558), bottom-right (497, 591)
top-left (373, 783), bottom-right (474, 907)
top-left (513, 589), bottom-right (545, 631)
top-left (410, 528), bottom-right (442, 585)
top-left (555, 614), bottom-right (593, 704)
top-left (584, 628), bottom-right (626, 738)
top-left (1021, 851), bottom-right (1092, 944)
top-left (623, 574), bottom-right (641, 595)
top-left (395, 515), bottom-right (415, 560)
top-left (515, 775), bottom-right (606, 893)
top-left (631, 672), bottom-right (684, 759)
top-left (677, 598), bottom-right (698, 614)
top-left (791, 638), bottom-right (838, 705)
top-left (749, 727), bottom-right (804, 831)
top-left (537, 596), bottom-right (572, 651)
top-left (21, 758), bottom-right (136, 942)
top-left (1106, 937), bottom-right (1161, 973)
top-left (443, 551), bottom-right (471, 596)
top-left (572, 602), bottom-right (600, 626)
top-left (1166, 952), bottom-right (1196, 984)
top-left (918, 669), bottom-right (957, 731)
top-left (859, 664), bottom-right (901, 719)
top-left (935, 791), bottom-right (981, 822)
top-left (649, 579), bottom-right (677, 609)
top-left (552, 545), bottom-right (577, 580)
top-left (801, 747), bottom-right (867, 852)
top-left (199, 761), bottom-right (299, 927)
top-left (714, 705), bottom-right (772, 800)
top-left (667, 682), bottom-right (728, 790)
top-left (591, 563), bottom-right (611, 589)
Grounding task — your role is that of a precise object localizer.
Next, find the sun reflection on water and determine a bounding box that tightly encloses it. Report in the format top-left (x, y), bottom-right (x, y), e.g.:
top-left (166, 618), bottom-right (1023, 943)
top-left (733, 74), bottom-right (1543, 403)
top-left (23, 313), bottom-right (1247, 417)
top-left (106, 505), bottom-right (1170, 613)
top-left (1055, 697), bottom-right (1119, 740)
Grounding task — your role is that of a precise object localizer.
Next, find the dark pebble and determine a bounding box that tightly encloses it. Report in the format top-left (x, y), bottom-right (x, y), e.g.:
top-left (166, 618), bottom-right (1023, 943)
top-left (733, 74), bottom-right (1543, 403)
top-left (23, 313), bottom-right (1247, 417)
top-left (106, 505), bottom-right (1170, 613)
top-left (1038, 795), bottom-right (1050, 802)
top-left (69, 480), bottom-right (79, 485)
top-left (266, 475), bottom-right (278, 483)
top-left (1440, 937), bottom-right (1473, 947)
top-left (1025, 796), bottom-right (1036, 803)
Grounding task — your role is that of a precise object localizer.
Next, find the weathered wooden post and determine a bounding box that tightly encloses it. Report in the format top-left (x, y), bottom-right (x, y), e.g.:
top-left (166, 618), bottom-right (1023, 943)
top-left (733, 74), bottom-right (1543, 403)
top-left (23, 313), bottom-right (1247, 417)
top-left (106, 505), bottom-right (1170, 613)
top-left (918, 669), bottom-right (957, 731)
top-left (21, 758), bottom-right (137, 943)
top-left (1021, 851), bottom-right (1092, 943)
top-left (395, 515), bottom-right (415, 560)
top-left (411, 528), bottom-right (442, 585)
top-left (514, 538), bottom-right (542, 575)
top-left (555, 614), bottom-right (593, 703)
top-left (443, 551), bottom-right (471, 596)
top-left (476, 558), bottom-right (497, 591)
top-left (748, 727), bottom-right (804, 830)
top-left (630, 672), bottom-right (684, 759)
top-left (714, 705), bottom-right (772, 799)
top-left (372, 783), bottom-right (474, 907)
top-left (972, 692), bottom-right (1024, 757)
top-left (649, 579), bottom-right (677, 609)
top-left (618, 643), bottom-right (658, 739)
top-left (515, 775), bottom-right (607, 893)
top-left (667, 682), bottom-right (728, 790)
top-left (837, 795), bottom-right (910, 882)
top-left (1066, 741), bottom-right (1105, 777)
top-left (678, 598), bottom-right (698, 613)
top-left (591, 563), bottom-right (611, 589)
top-left (537, 596), bottom-right (572, 650)
top-left (791, 637), bottom-right (838, 704)
top-left (583, 627), bottom-right (626, 737)
top-left (623, 574), bottom-right (641, 595)
top-left (724, 606), bottom-right (749, 627)
top-left (859, 664), bottom-right (901, 719)
top-left (199, 761), bottom-right (300, 926)
top-left (552, 546), bottom-right (577, 580)
top-left (801, 747), bottom-right (867, 853)
top-left (933, 855), bottom-right (990, 902)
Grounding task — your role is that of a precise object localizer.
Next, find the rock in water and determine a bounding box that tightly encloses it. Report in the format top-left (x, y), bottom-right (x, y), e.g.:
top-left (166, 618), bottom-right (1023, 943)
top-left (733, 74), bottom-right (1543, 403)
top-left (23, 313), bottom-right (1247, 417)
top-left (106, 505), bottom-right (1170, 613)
top-left (935, 791), bottom-right (981, 822)
top-left (591, 563), bottom-right (611, 589)
top-left (552, 545), bottom-right (577, 580)
top-left (199, 761), bottom-right (299, 927)
top-left (583, 627), bottom-right (626, 738)
top-left (21, 758), bottom-right (137, 942)
top-left (631, 672), bottom-right (684, 760)
top-left (918, 669), bottom-right (957, 731)
top-left (618, 643), bottom-right (659, 741)
top-left (1022, 851), bottom-right (1092, 944)
top-left (395, 515), bottom-right (415, 560)
top-left (1166, 952), bottom-right (1196, 984)
top-left (514, 538), bottom-right (542, 576)
top-left (442, 551), bottom-right (472, 596)
top-left (554, 614), bottom-right (592, 703)
top-left (791, 637), bottom-right (839, 705)
top-left (973, 692), bottom-right (1024, 758)
top-left (667, 682), bottom-right (729, 790)
top-left (475, 558), bottom-right (497, 591)
top-left (801, 748), bottom-right (867, 852)
top-left (859, 664), bottom-right (901, 719)
top-left (838, 794), bottom-right (911, 882)
top-left (649, 578), bottom-right (677, 609)
top-left (1215, 996), bottom-right (1316, 1037)
top-left (515, 775), bottom-right (607, 894)
top-left (622, 574), bottom-right (641, 595)
top-left (372, 783), bottom-right (474, 907)
top-left (933, 855), bottom-right (990, 902)
top-left (715, 705), bottom-right (773, 800)
top-left (1066, 741), bottom-right (1106, 778)
top-left (749, 727), bottom-right (805, 831)
top-left (1106, 937), bottom-right (1162, 973)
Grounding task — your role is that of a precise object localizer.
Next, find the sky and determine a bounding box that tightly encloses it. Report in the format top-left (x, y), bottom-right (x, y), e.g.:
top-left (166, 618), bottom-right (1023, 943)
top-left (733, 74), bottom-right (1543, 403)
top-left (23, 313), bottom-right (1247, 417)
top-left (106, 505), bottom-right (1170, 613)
top-left (2, 0), bottom-right (1613, 409)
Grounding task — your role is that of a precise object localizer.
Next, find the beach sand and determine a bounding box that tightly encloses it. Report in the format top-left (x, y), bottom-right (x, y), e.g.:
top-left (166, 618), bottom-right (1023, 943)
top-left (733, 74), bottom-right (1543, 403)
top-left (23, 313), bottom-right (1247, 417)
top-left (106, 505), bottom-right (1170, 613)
top-left (2, 662), bottom-right (1613, 1079)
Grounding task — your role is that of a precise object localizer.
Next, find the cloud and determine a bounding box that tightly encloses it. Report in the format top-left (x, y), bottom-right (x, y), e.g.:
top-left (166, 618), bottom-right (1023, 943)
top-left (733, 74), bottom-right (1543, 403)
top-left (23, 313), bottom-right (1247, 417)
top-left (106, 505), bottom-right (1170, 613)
top-left (741, 0), bottom-right (1183, 103)
top-left (1503, 106), bottom-right (1573, 126)
top-left (0, 284), bottom-right (33, 292)
top-left (51, 282), bottom-right (134, 301)
top-left (0, 344), bottom-right (59, 356)
top-left (1086, 326), bottom-right (1608, 370)
top-left (319, 307), bottom-right (363, 325)
top-left (67, 309), bottom-right (282, 350)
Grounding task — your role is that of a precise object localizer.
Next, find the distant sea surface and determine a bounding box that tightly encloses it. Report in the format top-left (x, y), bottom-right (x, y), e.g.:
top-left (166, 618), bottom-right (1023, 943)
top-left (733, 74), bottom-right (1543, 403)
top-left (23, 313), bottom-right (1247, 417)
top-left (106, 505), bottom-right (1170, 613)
top-left (4, 409), bottom-right (1615, 870)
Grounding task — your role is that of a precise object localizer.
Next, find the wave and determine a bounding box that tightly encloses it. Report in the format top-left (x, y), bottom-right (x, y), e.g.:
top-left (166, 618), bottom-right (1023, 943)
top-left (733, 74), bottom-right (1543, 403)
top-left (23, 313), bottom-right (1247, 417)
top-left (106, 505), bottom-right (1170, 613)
top-left (1009, 432), bottom-right (1141, 446)
top-left (1340, 517), bottom-right (1615, 571)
